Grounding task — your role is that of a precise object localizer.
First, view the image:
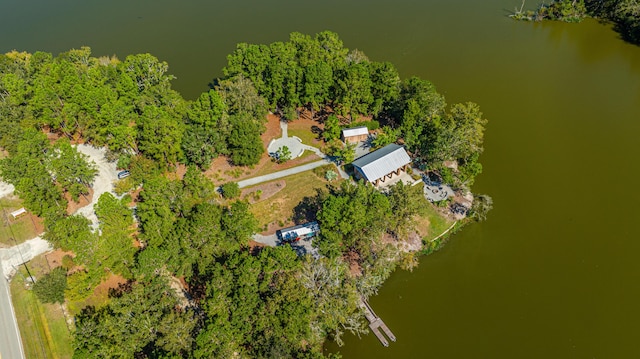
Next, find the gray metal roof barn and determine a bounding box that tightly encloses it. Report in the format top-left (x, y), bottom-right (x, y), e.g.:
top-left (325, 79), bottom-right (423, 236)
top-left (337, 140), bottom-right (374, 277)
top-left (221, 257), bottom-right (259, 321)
top-left (352, 144), bottom-right (411, 186)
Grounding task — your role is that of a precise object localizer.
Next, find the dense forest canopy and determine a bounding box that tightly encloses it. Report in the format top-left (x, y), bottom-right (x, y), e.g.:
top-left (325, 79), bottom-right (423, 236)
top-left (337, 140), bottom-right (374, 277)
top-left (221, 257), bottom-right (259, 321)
top-left (0, 31), bottom-right (488, 358)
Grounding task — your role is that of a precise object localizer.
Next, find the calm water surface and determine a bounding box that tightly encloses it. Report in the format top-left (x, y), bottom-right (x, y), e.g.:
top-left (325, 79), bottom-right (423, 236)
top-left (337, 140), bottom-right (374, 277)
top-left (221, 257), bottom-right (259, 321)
top-left (2, 1), bottom-right (640, 357)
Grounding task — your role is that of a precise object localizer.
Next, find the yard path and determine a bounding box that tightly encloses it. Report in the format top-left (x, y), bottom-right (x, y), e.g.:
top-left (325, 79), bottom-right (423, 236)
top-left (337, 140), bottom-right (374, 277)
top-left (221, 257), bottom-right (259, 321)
top-left (240, 119), bottom-right (349, 187)
top-left (238, 159), bottom-right (330, 188)
top-left (0, 180), bottom-right (15, 198)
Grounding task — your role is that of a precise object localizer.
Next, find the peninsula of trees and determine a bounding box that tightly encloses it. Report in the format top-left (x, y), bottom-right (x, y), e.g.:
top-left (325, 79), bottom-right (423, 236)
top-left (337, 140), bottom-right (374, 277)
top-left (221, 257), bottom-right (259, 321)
top-left (513, 0), bottom-right (640, 44)
top-left (0, 31), bottom-right (489, 358)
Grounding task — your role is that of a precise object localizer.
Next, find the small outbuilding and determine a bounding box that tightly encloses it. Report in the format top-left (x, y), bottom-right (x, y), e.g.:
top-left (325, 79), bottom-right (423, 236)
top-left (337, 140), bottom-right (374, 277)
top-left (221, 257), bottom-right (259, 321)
top-left (10, 207), bottom-right (27, 219)
top-left (277, 222), bottom-right (320, 243)
top-left (352, 144), bottom-right (411, 186)
top-left (341, 126), bottom-right (369, 144)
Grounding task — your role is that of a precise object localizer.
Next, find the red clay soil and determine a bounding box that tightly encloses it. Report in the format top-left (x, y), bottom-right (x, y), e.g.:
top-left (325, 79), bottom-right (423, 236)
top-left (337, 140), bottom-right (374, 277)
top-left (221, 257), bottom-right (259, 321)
top-left (128, 187), bottom-right (142, 207)
top-left (28, 213), bottom-right (45, 236)
top-left (65, 188), bottom-right (93, 215)
top-left (45, 249), bottom-right (74, 270)
top-left (167, 164), bottom-right (188, 181)
top-left (93, 273), bottom-right (128, 298)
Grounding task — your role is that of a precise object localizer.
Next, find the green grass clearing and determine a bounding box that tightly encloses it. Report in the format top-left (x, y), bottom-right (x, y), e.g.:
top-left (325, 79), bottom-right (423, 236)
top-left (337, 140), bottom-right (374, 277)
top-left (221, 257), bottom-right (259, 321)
top-left (0, 197), bottom-right (41, 246)
top-left (420, 202), bottom-right (454, 242)
top-left (10, 255), bottom-right (74, 359)
top-left (249, 167), bottom-right (341, 230)
top-left (287, 128), bottom-right (321, 146)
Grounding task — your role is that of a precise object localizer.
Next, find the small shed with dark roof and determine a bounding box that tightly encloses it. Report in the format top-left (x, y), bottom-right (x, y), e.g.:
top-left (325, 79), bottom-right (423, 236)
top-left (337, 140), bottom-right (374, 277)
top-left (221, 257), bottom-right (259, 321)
top-left (341, 126), bottom-right (369, 144)
top-left (351, 144), bottom-right (411, 186)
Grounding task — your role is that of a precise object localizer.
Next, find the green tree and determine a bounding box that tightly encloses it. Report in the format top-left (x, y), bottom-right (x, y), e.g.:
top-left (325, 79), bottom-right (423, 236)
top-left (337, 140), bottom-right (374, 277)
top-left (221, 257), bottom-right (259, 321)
top-left (316, 182), bottom-right (390, 259)
top-left (220, 181), bottom-right (240, 199)
top-left (217, 75), bottom-right (268, 124)
top-left (136, 106), bottom-right (184, 167)
top-left (73, 277), bottom-right (196, 359)
top-left (49, 138), bottom-right (98, 201)
top-left (470, 194), bottom-right (493, 222)
top-left (227, 113), bottom-right (264, 166)
top-left (371, 126), bottom-right (400, 149)
top-left (276, 145), bottom-right (292, 163)
top-left (94, 193), bottom-right (136, 277)
top-left (33, 267), bottom-right (68, 304)
top-left (387, 181), bottom-right (428, 237)
top-left (182, 89), bottom-right (229, 169)
top-left (335, 62), bottom-right (374, 120)
top-left (395, 77), bottom-right (446, 153)
top-left (323, 114), bottom-right (341, 142)
top-left (0, 129), bottom-right (64, 217)
top-left (426, 102), bottom-right (487, 171)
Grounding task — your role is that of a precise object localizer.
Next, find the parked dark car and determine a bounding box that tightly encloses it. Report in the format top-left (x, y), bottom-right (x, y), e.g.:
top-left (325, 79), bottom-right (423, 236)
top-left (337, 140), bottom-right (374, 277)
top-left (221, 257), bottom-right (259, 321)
top-left (117, 170), bottom-right (131, 179)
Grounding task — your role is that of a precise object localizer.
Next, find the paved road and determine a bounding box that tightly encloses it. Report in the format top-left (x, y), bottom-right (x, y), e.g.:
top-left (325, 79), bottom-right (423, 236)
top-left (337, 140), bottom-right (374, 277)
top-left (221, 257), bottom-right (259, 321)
top-left (0, 237), bottom-right (51, 359)
top-left (0, 263), bottom-right (25, 359)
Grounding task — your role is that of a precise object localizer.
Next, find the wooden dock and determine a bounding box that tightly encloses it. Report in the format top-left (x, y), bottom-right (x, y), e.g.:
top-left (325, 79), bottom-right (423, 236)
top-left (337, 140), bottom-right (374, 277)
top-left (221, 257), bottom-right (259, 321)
top-left (359, 297), bottom-right (396, 347)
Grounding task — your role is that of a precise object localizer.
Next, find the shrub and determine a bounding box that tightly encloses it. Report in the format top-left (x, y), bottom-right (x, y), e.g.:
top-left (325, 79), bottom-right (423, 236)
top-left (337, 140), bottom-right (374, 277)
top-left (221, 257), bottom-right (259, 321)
top-left (276, 146), bottom-right (292, 163)
top-left (33, 267), bottom-right (68, 304)
top-left (221, 182), bottom-right (241, 199)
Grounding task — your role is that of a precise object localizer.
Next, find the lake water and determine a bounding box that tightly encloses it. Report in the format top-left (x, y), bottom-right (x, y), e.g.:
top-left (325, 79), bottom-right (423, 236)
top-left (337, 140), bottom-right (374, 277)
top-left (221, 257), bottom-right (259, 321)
top-left (2, 0), bottom-right (640, 357)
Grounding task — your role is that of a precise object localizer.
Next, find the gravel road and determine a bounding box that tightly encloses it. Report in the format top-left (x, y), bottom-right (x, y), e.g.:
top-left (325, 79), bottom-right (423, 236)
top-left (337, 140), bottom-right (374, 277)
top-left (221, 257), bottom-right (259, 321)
top-left (0, 180), bottom-right (15, 198)
top-left (74, 145), bottom-right (119, 230)
top-left (0, 237), bottom-right (52, 280)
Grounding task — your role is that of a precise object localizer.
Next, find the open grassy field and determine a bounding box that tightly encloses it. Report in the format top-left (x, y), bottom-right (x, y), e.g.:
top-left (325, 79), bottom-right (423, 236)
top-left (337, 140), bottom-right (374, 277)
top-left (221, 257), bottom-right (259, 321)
top-left (287, 128), bottom-right (320, 146)
top-left (0, 197), bottom-right (42, 246)
top-left (419, 202), bottom-right (455, 242)
top-left (248, 165), bottom-right (341, 231)
top-left (10, 255), bottom-right (73, 359)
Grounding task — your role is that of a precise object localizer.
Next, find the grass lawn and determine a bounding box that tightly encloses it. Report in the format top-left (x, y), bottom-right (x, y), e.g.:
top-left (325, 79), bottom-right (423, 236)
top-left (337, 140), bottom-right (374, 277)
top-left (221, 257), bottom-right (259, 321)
top-left (420, 203), bottom-right (455, 242)
top-left (249, 166), bottom-right (341, 231)
top-left (10, 255), bottom-right (74, 359)
top-left (287, 128), bottom-right (320, 146)
top-left (0, 197), bottom-right (42, 246)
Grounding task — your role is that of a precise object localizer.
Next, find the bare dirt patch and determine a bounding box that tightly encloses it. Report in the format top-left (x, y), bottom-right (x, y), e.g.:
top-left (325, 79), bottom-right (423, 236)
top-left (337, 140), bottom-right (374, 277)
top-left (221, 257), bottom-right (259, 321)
top-left (241, 180), bottom-right (286, 204)
top-left (65, 188), bottom-right (93, 215)
top-left (414, 215), bottom-right (431, 238)
top-left (45, 250), bottom-right (74, 270)
top-left (86, 274), bottom-right (128, 308)
top-left (167, 164), bottom-right (188, 181)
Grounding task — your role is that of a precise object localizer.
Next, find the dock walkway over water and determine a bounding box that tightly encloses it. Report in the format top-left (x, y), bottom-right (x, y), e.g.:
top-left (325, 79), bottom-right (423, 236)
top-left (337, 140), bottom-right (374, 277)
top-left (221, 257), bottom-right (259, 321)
top-left (359, 297), bottom-right (396, 347)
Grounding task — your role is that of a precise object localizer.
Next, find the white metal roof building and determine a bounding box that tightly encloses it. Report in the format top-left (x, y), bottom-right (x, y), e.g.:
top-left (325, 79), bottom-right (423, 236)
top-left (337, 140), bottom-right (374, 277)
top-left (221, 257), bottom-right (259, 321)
top-left (351, 144), bottom-right (411, 186)
top-left (341, 126), bottom-right (369, 143)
